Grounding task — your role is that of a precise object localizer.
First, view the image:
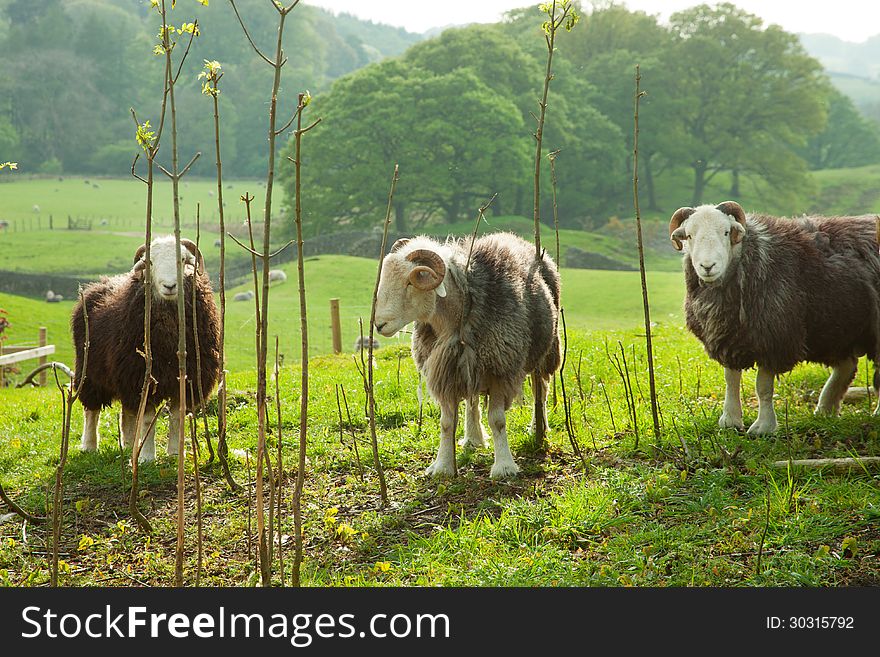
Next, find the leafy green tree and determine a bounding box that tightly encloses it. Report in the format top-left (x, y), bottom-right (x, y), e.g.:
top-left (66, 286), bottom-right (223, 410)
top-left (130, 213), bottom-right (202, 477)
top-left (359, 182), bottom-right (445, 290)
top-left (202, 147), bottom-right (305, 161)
top-left (283, 60), bottom-right (530, 232)
top-left (667, 3), bottom-right (829, 206)
top-left (803, 87), bottom-right (880, 169)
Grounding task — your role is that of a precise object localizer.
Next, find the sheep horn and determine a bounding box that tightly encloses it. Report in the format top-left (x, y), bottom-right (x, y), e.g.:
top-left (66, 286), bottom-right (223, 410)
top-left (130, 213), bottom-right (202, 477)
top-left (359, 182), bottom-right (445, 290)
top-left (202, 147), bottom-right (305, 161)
top-left (133, 244), bottom-right (147, 266)
top-left (669, 207), bottom-right (696, 251)
top-left (716, 201), bottom-right (748, 245)
top-left (406, 248), bottom-right (446, 280)
top-left (181, 239), bottom-right (205, 272)
top-left (390, 238), bottom-right (410, 253)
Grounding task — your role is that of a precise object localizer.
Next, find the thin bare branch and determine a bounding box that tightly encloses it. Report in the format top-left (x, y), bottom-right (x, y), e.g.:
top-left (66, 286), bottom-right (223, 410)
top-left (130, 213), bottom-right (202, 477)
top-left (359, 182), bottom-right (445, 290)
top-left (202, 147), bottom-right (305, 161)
top-left (229, 0), bottom-right (274, 66)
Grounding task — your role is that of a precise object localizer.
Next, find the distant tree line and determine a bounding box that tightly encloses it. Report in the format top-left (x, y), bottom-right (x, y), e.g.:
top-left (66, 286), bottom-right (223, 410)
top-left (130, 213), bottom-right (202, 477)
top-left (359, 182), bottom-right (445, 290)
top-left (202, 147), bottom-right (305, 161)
top-left (0, 0), bottom-right (421, 179)
top-left (279, 3), bottom-right (880, 233)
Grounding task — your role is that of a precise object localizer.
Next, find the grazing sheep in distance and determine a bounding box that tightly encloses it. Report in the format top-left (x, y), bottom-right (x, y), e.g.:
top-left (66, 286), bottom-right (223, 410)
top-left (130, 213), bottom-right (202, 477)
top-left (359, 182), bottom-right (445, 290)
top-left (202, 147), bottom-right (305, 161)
top-left (353, 335), bottom-right (380, 352)
top-left (0, 220), bottom-right (9, 231)
top-left (71, 235), bottom-right (221, 462)
top-left (268, 269), bottom-right (287, 283)
top-left (214, 239), bottom-right (222, 247)
top-left (233, 290), bottom-right (254, 302)
top-left (45, 290), bottom-right (63, 303)
top-left (670, 200), bottom-right (880, 434)
top-left (375, 233), bottom-right (561, 478)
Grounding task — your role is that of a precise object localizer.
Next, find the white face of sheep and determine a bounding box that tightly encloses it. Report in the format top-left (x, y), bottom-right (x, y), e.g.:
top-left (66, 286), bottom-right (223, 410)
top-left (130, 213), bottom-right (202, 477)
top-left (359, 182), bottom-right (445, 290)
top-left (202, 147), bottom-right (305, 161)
top-left (133, 237), bottom-right (201, 301)
top-left (669, 201), bottom-right (748, 283)
top-left (374, 242), bottom-right (447, 337)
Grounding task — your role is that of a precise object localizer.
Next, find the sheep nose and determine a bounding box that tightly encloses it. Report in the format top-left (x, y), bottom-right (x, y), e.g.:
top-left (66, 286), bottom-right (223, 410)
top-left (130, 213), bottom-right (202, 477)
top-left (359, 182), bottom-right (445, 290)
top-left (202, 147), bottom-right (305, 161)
top-left (163, 283), bottom-right (177, 293)
top-left (701, 263), bottom-right (716, 274)
top-left (375, 321), bottom-right (387, 332)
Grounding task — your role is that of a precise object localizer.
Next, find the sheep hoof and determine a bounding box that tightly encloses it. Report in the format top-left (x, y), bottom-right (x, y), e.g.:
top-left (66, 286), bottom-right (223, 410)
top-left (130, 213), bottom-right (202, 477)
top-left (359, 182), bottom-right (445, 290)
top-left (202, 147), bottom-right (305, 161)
top-left (490, 460), bottom-right (519, 479)
top-left (425, 460), bottom-right (455, 478)
top-left (458, 431), bottom-right (487, 450)
top-left (813, 405), bottom-right (839, 418)
top-left (718, 413), bottom-right (744, 430)
top-left (747, 418), bottom-right (777, 435)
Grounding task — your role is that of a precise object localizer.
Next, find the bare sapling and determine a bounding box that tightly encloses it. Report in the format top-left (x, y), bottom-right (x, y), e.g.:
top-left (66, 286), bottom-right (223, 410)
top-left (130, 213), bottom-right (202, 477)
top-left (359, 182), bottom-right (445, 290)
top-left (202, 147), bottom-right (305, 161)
top-left (148, 4), bottom-right (203, 588)
top-left (229, 0), bottom-right (303, 588)
top-left (191, 205), bottom-right (216, 464)
top-left (632, 64), bottom-right (661, 447)
top-left (289, 91), bottom-right (321, 587)
top-left (274, 336), bottom-right (285, 584)
top-left (199, 59), bottom-right (237, 488)
top-left (546, 150), bottom-right (586, 468)
top-left (49, 291), bottom-right (89, 586)
top-left (363, 165), bottom-right (400, 506)
top-left (530, 0), bottom-right (579, 449)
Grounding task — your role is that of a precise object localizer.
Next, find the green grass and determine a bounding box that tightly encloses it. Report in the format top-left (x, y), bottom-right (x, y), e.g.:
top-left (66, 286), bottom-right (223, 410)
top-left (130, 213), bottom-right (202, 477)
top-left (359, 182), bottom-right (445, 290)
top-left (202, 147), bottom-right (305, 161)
top-left (1, 257), bottom-right (684, 372)
top-left (1, 326), bottom-right (878, 587)
top-left (0, 175), bottom-right (259, 226)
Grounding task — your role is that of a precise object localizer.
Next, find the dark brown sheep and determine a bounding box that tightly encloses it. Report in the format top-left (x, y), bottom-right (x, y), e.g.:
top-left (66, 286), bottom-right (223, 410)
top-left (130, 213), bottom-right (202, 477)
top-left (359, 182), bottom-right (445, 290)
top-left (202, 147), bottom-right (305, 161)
top-left (72, 235), bottom-right (221, 461)
top-left (670, 201), bottom-right (880, 434)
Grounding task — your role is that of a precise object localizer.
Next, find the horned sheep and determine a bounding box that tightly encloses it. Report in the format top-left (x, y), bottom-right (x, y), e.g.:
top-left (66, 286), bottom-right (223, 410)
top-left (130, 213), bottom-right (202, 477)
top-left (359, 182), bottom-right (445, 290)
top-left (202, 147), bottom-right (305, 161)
top-left (374, 232), bottom-right (561, 478)
top-left (670, 200), bottom-right (880, 434)
top-left (71, 235), bottom-right (222, 462)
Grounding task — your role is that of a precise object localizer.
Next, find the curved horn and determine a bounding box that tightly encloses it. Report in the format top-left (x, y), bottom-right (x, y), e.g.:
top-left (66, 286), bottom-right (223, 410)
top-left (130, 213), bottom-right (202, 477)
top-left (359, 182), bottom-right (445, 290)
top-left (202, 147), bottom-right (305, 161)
top-left (181, 238), bottom-right (205, 272)
top-left (390, 238), bottom-right (410, 253)
top-left (133, 243), bottom-right (147, 266)
top-left (715, 201), bottom-right (747, 244)
top-left (669, 207), bottom-right (696, 251)
top-left (405, 248), bottom-right (446, 281)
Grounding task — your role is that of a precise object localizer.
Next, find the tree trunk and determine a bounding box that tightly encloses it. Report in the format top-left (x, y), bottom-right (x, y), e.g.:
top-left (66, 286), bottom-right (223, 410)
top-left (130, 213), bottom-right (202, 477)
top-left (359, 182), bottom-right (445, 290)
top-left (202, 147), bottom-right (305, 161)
top-left (644, 153), bottom-right (660, 212)
top-left (692, 162), bottom-right (707, 207)
top-left (394, 201), bottom-right (406, 233)
top-left (729, 169), bottom-right (740, 198)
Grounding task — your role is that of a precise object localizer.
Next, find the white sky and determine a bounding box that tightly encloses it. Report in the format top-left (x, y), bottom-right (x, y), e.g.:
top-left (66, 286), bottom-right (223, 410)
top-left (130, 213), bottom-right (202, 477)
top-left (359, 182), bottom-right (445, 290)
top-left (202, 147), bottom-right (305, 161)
top-left (304, 0), bottom-right (880, 42)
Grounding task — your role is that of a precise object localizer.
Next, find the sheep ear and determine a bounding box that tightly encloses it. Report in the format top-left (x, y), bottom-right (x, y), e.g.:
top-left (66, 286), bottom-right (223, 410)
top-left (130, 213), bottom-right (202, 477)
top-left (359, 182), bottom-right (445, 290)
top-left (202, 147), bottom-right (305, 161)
top-left (669, 207), bottom-right (696, 251)
top-left (390, 238), bottom-right (410, 253)
top-left (436, 281), bottom-right (447, 298)
top-left (181, 239), bottom-right (205, 272)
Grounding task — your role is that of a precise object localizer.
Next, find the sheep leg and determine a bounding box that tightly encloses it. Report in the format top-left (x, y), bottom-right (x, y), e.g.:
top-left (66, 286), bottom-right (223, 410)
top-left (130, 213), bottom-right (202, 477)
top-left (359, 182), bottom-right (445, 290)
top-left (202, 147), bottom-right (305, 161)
top-left (80, 407), bottom-right (101, 452)
top-left (747, 368), bottom-right (778, 435)
top-left (460, 396), bottom-right (488, 449)
top-left (166, 399), bottom-right (183, 457)
top-left (815, 357), bottom-right (858, 416)
top-left (527, 373), bottom-right (550, 436)
top-left (120, 407), bottom-right (138, 449)
top-left (719, 367), bottom-right (744, 430)
top-left (488, 393), bottom-right (519, 479)
top-left (137, 406), bottom-right (157, 463)
top-left (426, 400), bottom-right (457, 478)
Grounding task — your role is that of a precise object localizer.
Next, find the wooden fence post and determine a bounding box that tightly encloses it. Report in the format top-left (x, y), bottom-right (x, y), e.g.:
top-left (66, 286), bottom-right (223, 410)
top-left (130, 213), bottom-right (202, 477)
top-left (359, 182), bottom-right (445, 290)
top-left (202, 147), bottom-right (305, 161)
top-left (330, 298), bottom-right (342, 354)
top-left (39, 327), bottom-right (47, 386)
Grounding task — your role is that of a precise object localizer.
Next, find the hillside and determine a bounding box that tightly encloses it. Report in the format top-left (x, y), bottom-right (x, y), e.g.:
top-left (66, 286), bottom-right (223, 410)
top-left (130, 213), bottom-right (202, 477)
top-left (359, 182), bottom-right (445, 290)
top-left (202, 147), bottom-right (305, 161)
top-left (0, 0), bottom-right (423, 178)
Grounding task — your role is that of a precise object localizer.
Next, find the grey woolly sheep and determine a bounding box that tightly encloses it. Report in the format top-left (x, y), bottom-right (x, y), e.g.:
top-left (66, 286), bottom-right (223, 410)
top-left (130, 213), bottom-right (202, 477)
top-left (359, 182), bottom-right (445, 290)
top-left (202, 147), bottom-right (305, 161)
top-left (72, 235), bottom-right (221, 462)
top-left (670, 200), bottom-right (880, 434)
top-left (375, 233), bottom-right (561, 478)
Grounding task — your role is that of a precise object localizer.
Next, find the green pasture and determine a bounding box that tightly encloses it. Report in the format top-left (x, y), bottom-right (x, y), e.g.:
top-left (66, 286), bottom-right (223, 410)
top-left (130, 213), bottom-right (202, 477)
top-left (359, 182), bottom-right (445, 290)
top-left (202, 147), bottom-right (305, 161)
top-left (1, 326), bottom-right (878, 587)
top-left (0, 256), bottom-right (685, 373)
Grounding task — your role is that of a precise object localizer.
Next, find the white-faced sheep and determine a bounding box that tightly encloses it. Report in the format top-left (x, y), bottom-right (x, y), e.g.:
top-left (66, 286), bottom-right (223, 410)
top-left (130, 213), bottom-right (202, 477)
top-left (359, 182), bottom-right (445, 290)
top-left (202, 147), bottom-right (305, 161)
top-left (375, 233), bottom-right (561, 478)
top-left (670, 200), bottom-right (880, 434)
top-left (233, 290), bottom-right (254, 302)
top-left (268, 269), bottom-right (287, 283)
top-left (71, 235), bottom-right (221, 462)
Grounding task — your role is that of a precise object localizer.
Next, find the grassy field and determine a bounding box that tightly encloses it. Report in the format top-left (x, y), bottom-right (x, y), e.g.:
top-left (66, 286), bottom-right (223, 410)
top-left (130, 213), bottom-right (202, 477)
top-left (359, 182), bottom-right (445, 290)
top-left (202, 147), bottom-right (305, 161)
top-left (0, 256), bottom-right (685, 373)
top-left (1, 326), bottom-right (878, 587)
top-left (0, 176), bottom-right (261, 226)
top-left (1, 172), bottom-right (879, 588)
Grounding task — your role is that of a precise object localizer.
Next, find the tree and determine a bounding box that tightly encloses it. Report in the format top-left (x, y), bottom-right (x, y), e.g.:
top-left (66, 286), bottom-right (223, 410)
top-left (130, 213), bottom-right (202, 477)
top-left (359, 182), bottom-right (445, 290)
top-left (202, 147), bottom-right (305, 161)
top-left (284, 61), bottom-right (531, 232)
top-left (803, 87), bottom-right (880, 169)
top-left (667, 3), bottom-right (829, 206)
